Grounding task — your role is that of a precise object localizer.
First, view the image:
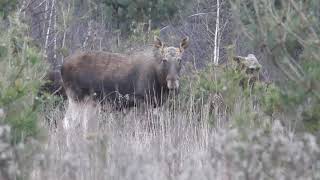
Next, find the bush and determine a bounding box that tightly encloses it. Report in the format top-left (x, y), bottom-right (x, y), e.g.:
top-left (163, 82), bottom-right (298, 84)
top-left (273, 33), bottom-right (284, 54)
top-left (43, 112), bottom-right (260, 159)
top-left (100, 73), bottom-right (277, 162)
top-left (0, 0), bottom-right (17, 18)
top-left (0, 14), bottom-right (46, 142)
top-left (102, 0), bottom-right (191, 35)
top-left (230, 0), bottom-right (320, 132)
top-left (179, 61), bottom-right (282, 128)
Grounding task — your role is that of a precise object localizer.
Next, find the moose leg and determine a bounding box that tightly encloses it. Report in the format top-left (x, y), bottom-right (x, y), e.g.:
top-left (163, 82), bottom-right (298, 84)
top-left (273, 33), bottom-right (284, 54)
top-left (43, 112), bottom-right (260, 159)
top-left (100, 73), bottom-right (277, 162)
top-left (63, 89), bottom-right (83, 148)
top-left (82, 97), bottom-right (100, 138)
top-left (63, 97), bottom-right (78, 148)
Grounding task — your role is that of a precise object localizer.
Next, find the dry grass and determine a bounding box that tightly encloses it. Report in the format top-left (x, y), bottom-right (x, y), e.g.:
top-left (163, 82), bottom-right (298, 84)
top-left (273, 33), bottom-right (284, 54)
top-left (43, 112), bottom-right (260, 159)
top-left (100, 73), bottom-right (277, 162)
top-left (23, 94), bottom-right (320, 180)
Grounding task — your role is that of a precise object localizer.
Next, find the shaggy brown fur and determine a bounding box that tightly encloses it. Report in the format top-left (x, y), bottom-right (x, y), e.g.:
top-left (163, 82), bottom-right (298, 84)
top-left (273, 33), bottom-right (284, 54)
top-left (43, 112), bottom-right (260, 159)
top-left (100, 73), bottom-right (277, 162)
top-left (61, 37), bottom-right (189, 108)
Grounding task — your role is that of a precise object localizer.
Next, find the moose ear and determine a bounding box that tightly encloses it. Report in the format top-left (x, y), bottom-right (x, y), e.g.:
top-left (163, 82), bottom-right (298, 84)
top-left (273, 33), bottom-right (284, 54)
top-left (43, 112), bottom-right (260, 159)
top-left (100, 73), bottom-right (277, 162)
top-left (154, 36), bottom-right (163, 49)
top-left (180, 36), bottom-right (189, 51)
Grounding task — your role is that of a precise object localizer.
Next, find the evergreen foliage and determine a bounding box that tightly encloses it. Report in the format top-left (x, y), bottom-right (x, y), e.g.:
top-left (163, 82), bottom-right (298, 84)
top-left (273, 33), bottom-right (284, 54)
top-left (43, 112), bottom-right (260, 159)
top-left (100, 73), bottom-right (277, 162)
top-left (0, 0), bottom-right (17, 18)
top-left (102, 0), bottom-right (189, 34)
top-left (230, 0), bottom-right (320, 132)
top-left (0, 13), bottom-right (45, 142)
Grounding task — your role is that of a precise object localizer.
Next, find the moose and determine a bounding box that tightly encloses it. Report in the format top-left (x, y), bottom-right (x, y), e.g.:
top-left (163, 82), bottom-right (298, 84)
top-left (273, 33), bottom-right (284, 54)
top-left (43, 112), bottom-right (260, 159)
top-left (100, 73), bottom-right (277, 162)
top-left (61, 36), bottom-right (189, 109)
top-left (60, 37), bottom-right (189, 144)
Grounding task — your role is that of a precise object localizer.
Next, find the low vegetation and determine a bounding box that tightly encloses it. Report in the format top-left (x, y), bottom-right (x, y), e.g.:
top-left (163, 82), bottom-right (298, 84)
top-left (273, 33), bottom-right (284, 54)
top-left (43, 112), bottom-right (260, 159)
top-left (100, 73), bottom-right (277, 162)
top-left (0, 13), bottom-right (46, 142)
top-left (0, 0), bottom-right (319, 179)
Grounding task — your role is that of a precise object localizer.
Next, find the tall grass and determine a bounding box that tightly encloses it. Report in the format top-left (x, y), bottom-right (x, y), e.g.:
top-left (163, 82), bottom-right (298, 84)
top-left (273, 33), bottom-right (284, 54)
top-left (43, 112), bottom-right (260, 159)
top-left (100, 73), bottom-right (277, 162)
top-left (27, 88), bottom-right (320, 180)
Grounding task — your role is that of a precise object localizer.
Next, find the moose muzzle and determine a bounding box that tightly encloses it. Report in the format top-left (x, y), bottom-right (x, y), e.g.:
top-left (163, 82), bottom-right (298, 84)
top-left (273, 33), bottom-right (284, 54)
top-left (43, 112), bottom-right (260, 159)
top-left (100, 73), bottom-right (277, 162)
top-left (166, 75), bottom-right (179, 90)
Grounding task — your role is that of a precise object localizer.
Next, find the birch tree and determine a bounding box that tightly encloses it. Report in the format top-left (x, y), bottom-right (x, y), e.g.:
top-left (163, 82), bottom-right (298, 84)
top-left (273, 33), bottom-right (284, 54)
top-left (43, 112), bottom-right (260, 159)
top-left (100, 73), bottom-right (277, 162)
top-left (213, 0), bottom-right (220, 65)
top-left (44, 0), bottom-right (55, 55)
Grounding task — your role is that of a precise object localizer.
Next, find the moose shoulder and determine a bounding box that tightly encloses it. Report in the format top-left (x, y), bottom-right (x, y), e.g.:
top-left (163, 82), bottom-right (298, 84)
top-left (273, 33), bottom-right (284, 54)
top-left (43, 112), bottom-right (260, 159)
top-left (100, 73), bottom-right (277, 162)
top-left (61, 37), bottom-right (189, 108)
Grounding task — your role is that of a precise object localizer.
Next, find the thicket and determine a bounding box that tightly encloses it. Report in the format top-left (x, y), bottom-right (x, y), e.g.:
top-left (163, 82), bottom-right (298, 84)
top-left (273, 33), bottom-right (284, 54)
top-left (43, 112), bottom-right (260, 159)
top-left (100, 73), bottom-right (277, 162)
top-left (172, 0), bottom-right (320, 134)
top-left (0, 11), bottom-right (46, 142)
top-left (0, 0), bottom-right (17, 18)
top-left (229, 0), bottom-right (320, 132)
top-left (101, 0), bottom-right (191, 35)
top-left (179, 58), bottom-right (281, 130)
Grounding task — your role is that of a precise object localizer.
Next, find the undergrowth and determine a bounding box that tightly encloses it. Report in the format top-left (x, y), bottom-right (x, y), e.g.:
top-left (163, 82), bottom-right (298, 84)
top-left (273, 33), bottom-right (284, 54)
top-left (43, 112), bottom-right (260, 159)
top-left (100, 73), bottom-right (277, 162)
top-left (0, 13), bottom-right (46, 142)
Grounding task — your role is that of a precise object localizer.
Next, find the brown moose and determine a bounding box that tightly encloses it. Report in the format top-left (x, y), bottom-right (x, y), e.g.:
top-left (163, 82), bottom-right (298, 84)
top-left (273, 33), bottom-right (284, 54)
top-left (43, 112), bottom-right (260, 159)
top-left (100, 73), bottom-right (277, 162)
top-left (61, 36), bottom-right (189, 108)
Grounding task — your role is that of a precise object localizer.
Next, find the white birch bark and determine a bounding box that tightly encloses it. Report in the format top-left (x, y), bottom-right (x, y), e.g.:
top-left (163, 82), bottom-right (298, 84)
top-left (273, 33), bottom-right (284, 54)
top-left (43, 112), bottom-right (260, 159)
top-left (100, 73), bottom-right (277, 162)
top-left (213, 0), bottom-right (220, 65)
top-left (44, 0), bottom-right (55, 55)
top-left (53, 5), bottom-right (57, 60)
top-left (43, 0), bottom-right (48, 46)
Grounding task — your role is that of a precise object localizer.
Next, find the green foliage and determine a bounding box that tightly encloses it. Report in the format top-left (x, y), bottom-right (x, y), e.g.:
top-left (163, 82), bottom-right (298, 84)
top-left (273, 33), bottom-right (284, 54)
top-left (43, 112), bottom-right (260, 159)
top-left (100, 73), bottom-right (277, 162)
top-left (230, 0), bottom-right (320, 132)
top-left (0, 14), bottom-right (46, 142)
top-left (180, 63), bottom-right (282, 128)
top-left (102, 0), bottom-right (189, 34)
top-left (128, 26), bottom-right (160, 45)
top-left (256, 83), bottom-right (282, 116)
top-left (0, 0), bottom-right (17, 18)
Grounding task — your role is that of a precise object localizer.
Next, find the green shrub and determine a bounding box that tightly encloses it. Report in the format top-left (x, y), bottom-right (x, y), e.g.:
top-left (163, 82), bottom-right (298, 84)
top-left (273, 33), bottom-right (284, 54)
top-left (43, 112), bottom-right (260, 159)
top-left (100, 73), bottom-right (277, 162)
top-left (254, 82), bottom-right (282, 116)
top-left (230, 0), bottom-right (320, 132)
top-left (102, 0), bottom-right (190, 34)
top-left (0, 0), bottom-right (17, 18)
top-left (0, 14), bottom-right (46, 142)
top-left (180, 62), bottom-right (282, 128)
